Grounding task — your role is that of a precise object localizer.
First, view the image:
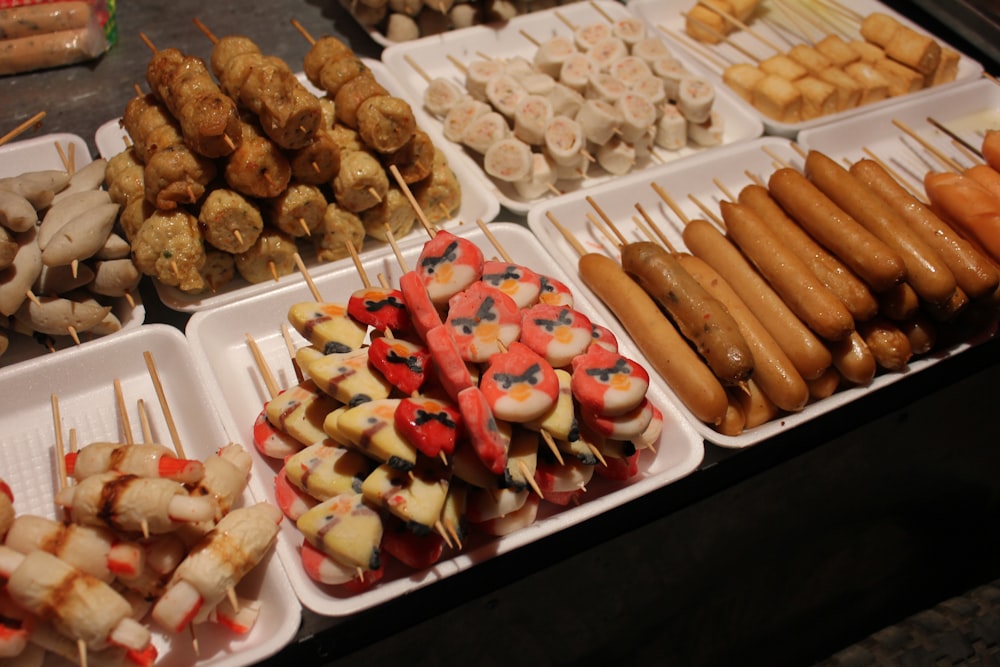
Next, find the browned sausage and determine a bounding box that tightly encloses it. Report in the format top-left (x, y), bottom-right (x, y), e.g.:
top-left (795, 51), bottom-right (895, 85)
top-left (620, 241), bottom-right (754, 386)
top-left (682, 219), bottom-right (832, 380)
top-left (768, 167), bottom-right (906, 293)
top-left (827, 331), bottom-right (876, 386)
top-left (676, 253), bottom-right (810, 413)
top-left (737, 184), bottom-right (878, 321)
top-left (577, 252), bottom-right (730, 425)
top-left (720, 200), bottom-right (855, 341)
top-left (849, 158), bottom-right (1000, 301)
top-left (806, 151), bottom-right (957, 305)
top-left (856, 316), bottom-right (912, 372)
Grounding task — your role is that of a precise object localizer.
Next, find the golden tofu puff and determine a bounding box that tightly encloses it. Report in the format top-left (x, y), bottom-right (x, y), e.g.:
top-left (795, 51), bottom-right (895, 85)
top-left (787, 44), bottom-right (833, 77)
top-left (848, 40), bottom-right (886, 64)
top-left (684, 0), bottom-right (733, 44)
top-left (284, 438), bottom-right (372, 500)
top-left (337, 398), bottom-right (418, 471)
top-left (287, 300), bottom-right (368, 354)
top-left (817, 67), bottom-right (863, 111)
top-left (297, 493), bottom-right (383, 572)
top-left (815, 34), bottom-right (861, 69)
top-left (266, 380), bottom-right (341, 448)
top-left (361, 458), bottom-right (450, 533)
top-left (874, 58), bottom-right (925, 96)
top-left (930, 47), bottom-right (960, 86)
top-left (859, 12), bottom-right (901, 47)
top-left (727, 0), bottom-right (760, 22)
top-left (793, 76), bottom-right (838, 121)
top-left (844, 61), bottom-right (891, 105)
top-left (758, 54), bottom-right (808, 82)
top-left (884, 27), bottom-right (941, 76)
top-left (751, 74), bottom-right (802, 123)
top-left (723, 63), bottom-right (766, 104)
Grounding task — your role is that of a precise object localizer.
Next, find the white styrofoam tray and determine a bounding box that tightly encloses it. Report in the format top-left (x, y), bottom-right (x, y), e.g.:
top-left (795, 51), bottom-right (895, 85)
top-left (526, 136), bottom-right (991, 448)
top-left (0, 324), bottom-right (300, 666)
top-left (627, 0), bottom-right (984, 138)
top-left (798, 77), bottom-right (1000, 173)
top-left (94, 60), bottom-right (500, 313)
top-left (186, 221), bottom-right (705, 616)
top-left (0, 132), bottom-right (145, 369)
top-left (381, 0), bottom-right (764, 215)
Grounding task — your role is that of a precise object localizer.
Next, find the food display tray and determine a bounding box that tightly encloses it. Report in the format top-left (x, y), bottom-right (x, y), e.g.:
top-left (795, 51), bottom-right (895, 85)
top-left (525, 135), bottom-right (991, 448)
top-left (94, 60), bottom-right (500, 313)
top-left (627, 0), bottom-right (984, 138)
top-left (185, 221), bottom-right (705, 616)
top-left (0, 324), bottom-right (300, 667)
top-left (0, 132), bottom-right (145, 369)
top-left (381, 0), bottom-right (764, 215)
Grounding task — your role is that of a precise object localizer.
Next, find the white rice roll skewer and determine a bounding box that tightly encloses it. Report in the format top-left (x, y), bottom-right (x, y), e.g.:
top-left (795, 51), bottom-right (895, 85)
top-left (655, 103), bottom-right (688, 150)
top-left (461, 111), bottom-right (510, 154)
top-left (533, 36), bottom-right (576, 78)
top-left (688, 110), bottom-right (725, 147)
top-left (513, 152), bottom-right (558, 200)
top-left (559, 53), bottom-right (594, 94)
top-left (575, 98), bottom-right (623, 145)
top-left (630, 74), bottom-right (667, 112)
top-left (613, 17), bottom-right (647, 48)
top-left (573, 22), bottom-right (612, 51)
top-left (554, 152), bottom-right (590, 181)
top-left (653, 57), bottom-right (688, 102)
top-left (547, 81), bottom-right (585, 118)
top-left (586, 72), bottom-right (627, 104)
top-left (586, 37), bottom-right (628, 72)
top-left (543, 115), bottom-right (586, 166)
top-left (485, 73), bottom-right (528, 119)
top-left (502, 56), bottom-right (535, 81)
top-left (596, 136), bottom-right (637, 176)
top-left (513, 94), bottom-right (554, 146)
top-left (608, 56), bottom-right (653, 88)
top-left (465, 59), bottom-right (504, 100)
top-left (443, 96), bottom-right (491, 143)
top-left (631, 37), bottom-right (672, 65)
top-left (521, 72), bottom-right (556, 96)
top-left (616, 92), bottom-right (658, 144)
top-left (677, 76), bottom-right (715, 123)
top-left (424, 77), bottom-right (466, 118)
top-left (483, 137), bottom-right (534, 182)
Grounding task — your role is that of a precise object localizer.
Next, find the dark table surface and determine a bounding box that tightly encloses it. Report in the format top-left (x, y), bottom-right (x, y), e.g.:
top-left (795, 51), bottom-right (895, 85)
top-left (3, 2), bottom-right (1000, 666)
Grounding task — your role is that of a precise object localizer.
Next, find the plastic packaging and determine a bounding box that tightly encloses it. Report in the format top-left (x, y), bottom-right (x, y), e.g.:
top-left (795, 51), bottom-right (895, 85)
top-left (0, 0), bottom-right (116, 76)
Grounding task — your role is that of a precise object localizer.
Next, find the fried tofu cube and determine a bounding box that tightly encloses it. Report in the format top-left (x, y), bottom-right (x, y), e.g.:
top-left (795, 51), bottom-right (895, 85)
top-left (794, 76), bottom-right (838, 120)
top-left (723, 62), bottom-right (766, 103)
top-left (752, 74), bottom-right (801, 123)
top-left (860, 12), bottom-right (900, 47)
top-left (759, 54), bottom-right (808, 81)
top-left (788, 44), bottom-right (833, 77)
top-left (815, 34), bottom-right (861, 68)
top-left (684, 1), bottom-right (732, 44)
top-left (875, 58), bottom-right (925, 96)
top-left (817, 67), bottom-right (862, 110)
top-left (885, 27), bottom-right (941, 75)
top-left (849, 40), bottom-right (886, 64)
top-left (929, 47), bottom-right (960, 86)
top-left (845, 62), bottom-right (890, 105)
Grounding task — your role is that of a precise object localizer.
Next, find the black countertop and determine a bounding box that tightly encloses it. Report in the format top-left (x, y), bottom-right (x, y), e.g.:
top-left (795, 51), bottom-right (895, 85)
top-left (3, 2), bottom-right (1000, 666)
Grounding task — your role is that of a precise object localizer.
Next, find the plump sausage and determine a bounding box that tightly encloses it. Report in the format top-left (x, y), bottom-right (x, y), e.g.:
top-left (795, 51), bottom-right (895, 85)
top-left (856, 316), bottom-right (912, 372)
top-left (768, 167), bottom-right (906, 293)
top-left (806, 151), bottom-right (957, 305)
top-left (737, 184), bottom-right (878, 321)
top-left (720, 200), bottom-right (855, 342)
top-left (681, 219), bottom-right (832, 380)
top-left (675, 253), bottom-right (809, 413)
top-left (577, 252), bottom-right (729, 425)
top-left (849, 158), bottom-right (999, 301)
top-left (924, 171), bottom-right (1000, 267)
top-left (827, 330), bottom-right (876, 386)
top-left (621, 241), bottom-right (754, 386)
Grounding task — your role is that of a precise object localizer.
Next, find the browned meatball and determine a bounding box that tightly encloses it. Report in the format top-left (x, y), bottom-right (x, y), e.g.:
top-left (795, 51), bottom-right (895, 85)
top-left (381, 128), bottom-right (434, 185)
top-left (333, 149), bottom-right (389, 213)
top-left (314, 202), bottom-right (365, 263)
top-left (357, 95), bottom-right (417, 154)
top-left (303, 35), bottom-right (354, 89)
top-left (234, 228), bottom-right (297, 283)
top-left (104, 147), bottom-right (145, 207)
top-left (143, 144), bottom-right (217, 211)
top-left (360, 186), bottom-right (416, 243)
top-left (288, 128), bottom-right (342, 186)
top-left (131, 209), bottom-right (207, 293)
top-left (224, 116), bottom-right (292, 199)
top-left (198, 188), bottom-right (263, 254)
top-left (265, 183), bottom-right (328, 238)
top-left (318, 57), bottom-right (369, 99)
top-left (412, 149), bottom-right (461, 225)
top-left (334, 72), bottom-right (388, 129)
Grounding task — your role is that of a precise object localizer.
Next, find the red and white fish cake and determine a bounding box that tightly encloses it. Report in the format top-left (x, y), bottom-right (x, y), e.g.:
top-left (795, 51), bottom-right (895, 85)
top-left (445, 282), bottom-right (521, 363)
top-left (394, 395), bottom-right (464, 459)
top-left (520, 303), bottom-right (594, 368)
top-left (415, 229), bottom-right (485, 306)
top-left (481, 260), bottom-right (542, 309)
top-left (570, 343), bottom-right (649, 418)
top-left (348, 286), bottom-right (413, 334)
top-left (479, 341), bottom-right (559, 423)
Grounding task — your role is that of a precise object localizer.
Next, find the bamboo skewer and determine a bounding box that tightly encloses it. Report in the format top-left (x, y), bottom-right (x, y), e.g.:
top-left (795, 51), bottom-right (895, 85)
top-left (0, 111), bottom-right (46, 147)
top-left (143, 351), bottom-right (186, 459)
top-left (893, 118), bottom-right (964, 173)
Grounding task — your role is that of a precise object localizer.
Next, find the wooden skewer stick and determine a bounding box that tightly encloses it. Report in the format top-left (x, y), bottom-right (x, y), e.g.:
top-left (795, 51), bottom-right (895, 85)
top-left (688, 193), bottom-right (726, 230)
top-left (290, 19), bottom-right (316, 45)
top-left (192, 17), bottom-right (219, 44)
top-left (892, 118), bottom-right (964, 173)
top-left (763, 1), bottom-right (815, 45)
top-left (517, 460), bottom-right (544, 499)
top-left (926, 116), bottom-right (983, 159)
top-left (143, 350), bottom-right (186, 459)
top-left (554, 10), bottom-right (577, 31)
top-left (657, 24), bottom-right (731, 72)
top-left (695, 0), bottom-right (783, 54)
top-left (114, 378), bottom-right (135, 445)
top-left (860, 147), bottom-right (926, 202)
top-left (635, 202), bottom-right (674, 250)
top-left (474, 218), bottom-right (512, 263)
top-left (0, 110), bottom-right (46, 147)
top-left (586, 212), bottom-right (620, 249)
top-left (51, 394), bottom-right (68, 491)
top-left (389, 163), bottom-right (436, 238)
top-left (443, 519), bottom-right (462, 549)
top-left (681, 11), bottom-right (761, 63)
top-left (403, 53), bottom-right (432, 83)
top-left (585, 195), bottom-right (628, 247)
top-left (544, 210), bottom-right (587, 257)
top-left (519, 29), bottom-right (540, 47)
top-left (651, 181), bottom-right (690, 224)
top-left (292, 252), bottom-right (323, 302)
top-left (138, 399), bottom-right (153, 444)
top-left (246, 333), bottom-right (280, 400)
top-left (814, 0), bottom-right (863, 24)
top-left (382, 223), bottom-right (410, 273)
top-left (445, 54), bottom-right (467, 74)
top-left (713, 177), bottom-right (736, 202)
top-left (280, 322), bottom-right (305, 384)
top-left (67, 325), bottom-right (81, 346)
top-left (434, 520), bottom-right (455, 549)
